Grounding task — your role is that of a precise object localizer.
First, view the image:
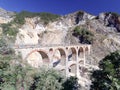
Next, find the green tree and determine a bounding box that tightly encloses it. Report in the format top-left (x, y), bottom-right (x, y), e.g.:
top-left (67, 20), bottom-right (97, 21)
top-left (91, 51), bottom-right (120, 90)
top-left (30, 68), bottom-right (64, 90)
top-left (73, 27), bottom-right (94, 44)
top-left (0, 37), bottom-right (33, 90)
top-left (0, 55), bottom-right (34, 90)
top-left (62, 76), bottom-right (81, 90)
top-left (0, 39), bottom-right (15, 89)
top-left (0, 35), bottom-right (81, 90)
top-left (1, 23), bottom-right (18, 37)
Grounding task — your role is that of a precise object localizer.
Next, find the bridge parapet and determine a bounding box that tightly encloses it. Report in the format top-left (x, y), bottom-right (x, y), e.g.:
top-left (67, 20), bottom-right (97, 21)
top-left (9, 44), bottom-right (91, 49)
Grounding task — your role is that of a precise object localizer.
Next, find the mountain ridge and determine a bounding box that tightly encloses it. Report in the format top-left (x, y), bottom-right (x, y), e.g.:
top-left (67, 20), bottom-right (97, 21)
top-left (0, 7), bottom-right (120, 89)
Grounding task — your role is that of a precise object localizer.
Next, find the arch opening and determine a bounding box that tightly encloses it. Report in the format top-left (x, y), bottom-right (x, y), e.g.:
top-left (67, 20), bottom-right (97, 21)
top-left (85, 47), bottom-right (90, 64)
top-left (49, 48), bottom-right (53, 52)
top-left (68, 47), bottom-right (77, 62)
top-left (79, 66), bottom-right (89, 79)
top-left (53, 48), bottom-right (66, 67)
top-left (85, 47), bottom-right (89, 55)
top-left (79, 60), bottom-right (84, 65)
top-left (26, 50), bottom-right (49, 67)
top-left (68, 64), bottom-right (77, 76)
top-left (38, 51), bottom-right (49, 64)
top-left (78, 47), bottom-right (84, 59)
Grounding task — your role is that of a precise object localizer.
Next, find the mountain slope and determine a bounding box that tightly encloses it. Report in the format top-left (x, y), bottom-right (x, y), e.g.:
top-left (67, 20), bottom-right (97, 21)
top-left (0, 8), bottom-right (120, 67)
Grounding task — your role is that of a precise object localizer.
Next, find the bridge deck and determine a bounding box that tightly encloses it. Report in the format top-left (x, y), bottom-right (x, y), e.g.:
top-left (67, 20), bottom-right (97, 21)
top-left (9, 44), bottom-right (91, 49)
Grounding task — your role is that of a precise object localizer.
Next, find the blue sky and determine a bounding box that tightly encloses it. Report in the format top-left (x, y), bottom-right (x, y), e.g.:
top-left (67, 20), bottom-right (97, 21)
top-left (0, 0), bottom-right (120, 15)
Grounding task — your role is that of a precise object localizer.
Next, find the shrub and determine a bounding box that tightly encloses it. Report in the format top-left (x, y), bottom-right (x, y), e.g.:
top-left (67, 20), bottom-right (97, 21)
top-left (13, 11), bottom-right (60, 25)
top-left (0, 38), bottom-right (14, 55)
top-left (1, 23), bottom-right (18, 37)
top-left (73, 26), bottom-right (94, 44)
top-left (62, 76), bottom-right (81, 90)
top-left (91, 51), bottom-right (120, 90)
top-left (30, 68), bottom-right (64, 90)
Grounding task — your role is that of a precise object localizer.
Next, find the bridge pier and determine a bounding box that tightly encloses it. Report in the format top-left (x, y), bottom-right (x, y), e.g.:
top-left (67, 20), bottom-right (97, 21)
top-left (83, 48), bottom-right (86, 66)
top-left (76, 50), bottom-right (79, 78)
top-left (66, 55), bottom-right (69, 77)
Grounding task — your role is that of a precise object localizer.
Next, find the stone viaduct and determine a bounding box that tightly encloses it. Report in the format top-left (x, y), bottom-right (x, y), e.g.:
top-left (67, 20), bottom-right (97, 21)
top-left (14, 44), bottom-right (97, 86)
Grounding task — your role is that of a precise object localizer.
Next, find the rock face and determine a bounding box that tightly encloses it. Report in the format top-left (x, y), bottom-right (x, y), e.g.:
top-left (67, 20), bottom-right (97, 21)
top-left (1, 8), bottom-right (120, 89)
top-left (0, 8), bottom-right (15, 23)
top-left (14, 11), bottom-right (120, 66)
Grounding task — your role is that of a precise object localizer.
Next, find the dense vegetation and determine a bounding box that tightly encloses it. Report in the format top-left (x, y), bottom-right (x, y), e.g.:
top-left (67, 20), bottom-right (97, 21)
top-left (91, 51), bottom-right (120, 90)
top-left (1, 23), bottom-right (18, 37)
top-left (0, 37), bottom-right (80, 90)
top-left (30, 68), bottom-right (64, 90)
top-left (0, 11), bottom-right (60, 40)
top-left (73, 26), bottom-right (94, 44)
top-left (62, 76), bottom-right (81, 90)
top-left (0, 11), bottom-right (84, 90)
top-left (13, 11), bottom-right (60, 25)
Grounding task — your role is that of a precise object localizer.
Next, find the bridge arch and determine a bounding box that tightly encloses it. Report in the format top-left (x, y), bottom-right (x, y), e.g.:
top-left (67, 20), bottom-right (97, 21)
top-left (68, 64), bottom-right (77, 76)
top-left (68, 47), bottom-right (77, 62)
top-left (60, 69), bottom-right (66, 75)
top-left (79, 66), bottom-right (88, 78)
top-left (85, 46), bottom-right (89, 55)
top-left (25, 49), bottom-right (50, 67)
top-left (85, 46), bottom-right (90, 64)
top-left (52, 48), bottom-right (66, 67)
top-left (78, 47), bottom-right (84, 59)
top-left (79, 60), bottom-right (84, 65)
top-left (49, 48), bottom-right (53, 52)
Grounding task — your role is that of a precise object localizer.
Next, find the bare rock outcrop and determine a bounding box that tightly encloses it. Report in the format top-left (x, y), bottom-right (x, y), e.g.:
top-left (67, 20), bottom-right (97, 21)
top-left (0, 8), bottom-right (15, 23)
top-left (1, 8), bottom-right (120, 89)
top-left (14, 11), bottom-right (120, 65)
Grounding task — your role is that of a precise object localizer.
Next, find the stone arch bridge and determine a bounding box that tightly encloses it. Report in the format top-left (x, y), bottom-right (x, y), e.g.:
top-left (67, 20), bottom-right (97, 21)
top-left (13, 44), bottom-right (97, 86)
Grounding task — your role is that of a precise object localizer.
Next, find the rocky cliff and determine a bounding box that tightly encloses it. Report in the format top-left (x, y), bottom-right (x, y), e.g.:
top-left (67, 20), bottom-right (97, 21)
top-left (0, 8), bottom-right (120, 66)
top-left (15, 11), bottom-right (120, 66)
top-left (0, 8), bottom-right (15, 23)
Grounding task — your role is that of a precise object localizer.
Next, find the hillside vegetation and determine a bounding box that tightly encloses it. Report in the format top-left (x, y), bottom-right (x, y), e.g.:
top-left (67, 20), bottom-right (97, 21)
top-left (0, 11), bottom-right (60, 43)
top-left (1, 8), bottom-right (120, 90)
top-left (91, 51), bottom-right (120, 90)
top-left (73, 26), bottom-right (94, 44)
top-left (14, 11), bottom-right (60, 25)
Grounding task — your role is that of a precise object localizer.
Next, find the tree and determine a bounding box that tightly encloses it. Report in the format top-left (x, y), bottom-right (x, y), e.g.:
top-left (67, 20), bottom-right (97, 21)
top-left (0, 55), bottom-right (34, 90)
top-left (30, 68), bottom-right (64, 90)
top-left (0, 36), bottom-right (33, 90)
top-left (62, 76), bottom-right (81, 90)
top-left (73, 27), bottom-right (94, 44)
top-left (91, 51), bottom-right (120, 90)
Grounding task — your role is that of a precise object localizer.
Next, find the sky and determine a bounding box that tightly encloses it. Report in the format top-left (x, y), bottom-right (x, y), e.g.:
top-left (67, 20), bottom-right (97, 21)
top-left (0, 0), bottom-right (120, 15)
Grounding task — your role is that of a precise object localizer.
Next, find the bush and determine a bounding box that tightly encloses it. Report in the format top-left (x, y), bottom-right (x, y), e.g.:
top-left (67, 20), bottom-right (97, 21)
top-left (73, 26), bottom-right (94, 44)
top-left (1, 23), bottom-right (18, 37)
top-left (30, 68), bottom-right (64, 90)
top-left (91, 51), bottom-right (120, 90)
top-left (62, 76), bottom-right (81, 90)
top-left (0, 38), bottom-right (14, 55)
top-left (13, 11), bottom-right (60, 25)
